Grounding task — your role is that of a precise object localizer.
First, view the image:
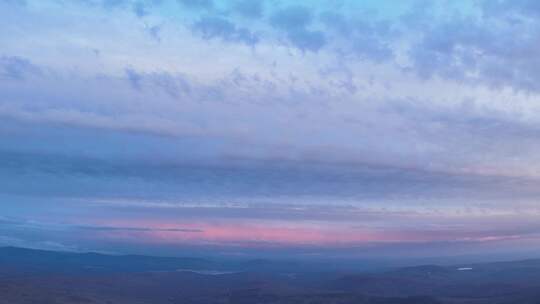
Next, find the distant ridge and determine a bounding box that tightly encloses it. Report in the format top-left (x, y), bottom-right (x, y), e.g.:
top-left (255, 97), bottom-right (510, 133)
top-left (0, 246), bottom-right (216, 274)
top-left (1, 247), bottom-right (540, 303)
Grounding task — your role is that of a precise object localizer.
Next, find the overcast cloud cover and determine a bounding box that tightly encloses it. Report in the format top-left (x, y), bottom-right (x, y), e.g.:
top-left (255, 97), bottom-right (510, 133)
top-left (2, 0), bottom-right (540, 258)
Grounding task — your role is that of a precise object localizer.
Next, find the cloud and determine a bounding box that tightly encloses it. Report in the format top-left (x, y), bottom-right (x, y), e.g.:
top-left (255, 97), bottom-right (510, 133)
top-left (76, 225), bottom-right (204, 233)
top-left (124, 67), bottom-right (191, 98)
top-left (4, 0), bottom-right (540, 256)
top-left (285, 28), bottom-right (326, 52)
top-left (270, 5), bottom-right (313, 30)
top-left (3, 144), bottom-right (540, 206)
top-left (1, 0), bottom-right (26, 6)
top-left (191, 16), bottom-right (259, 46)
top-left (320, 11), bottom-right (394, 61)
top-left (125, 67), bottom-right (143, 90)
top-left (71, 0), bottom-right (162, 17)
top-left (320, 12), bottom-right (353, 36)
top-left (232, 0), bottom-right (264, 19)
top-left (133, 0), bottom-right (149, 17)
top-left (2, 56), bottom-right (540, 180)
top-left (177, 0), bottom-right (213, 10)
top-left (268, 5), bottom-right (328, 52)
top-left (150, 71), bottom-right (191, 98)
top-left (483, 0), bottom-right (540, 18)
top-left (144, 24), bottom-right (162, 41)
top-left (0, 56), bottom-right (40, 80)
top-left (0, 235), bottom-right (78, 252)
top-left (402, 2), bottom-right (540, 92)
top-left (101, 0), bottom-right (127, 8)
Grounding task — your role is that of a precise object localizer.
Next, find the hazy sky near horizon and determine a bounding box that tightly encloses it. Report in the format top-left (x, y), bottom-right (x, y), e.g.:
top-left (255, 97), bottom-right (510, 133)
top-left (2, 0), bottom-right (540, 258)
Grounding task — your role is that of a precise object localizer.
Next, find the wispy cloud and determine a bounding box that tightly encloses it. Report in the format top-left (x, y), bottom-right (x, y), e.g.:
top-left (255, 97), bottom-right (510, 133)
top-left (76, 225), bottom-right (204, 233)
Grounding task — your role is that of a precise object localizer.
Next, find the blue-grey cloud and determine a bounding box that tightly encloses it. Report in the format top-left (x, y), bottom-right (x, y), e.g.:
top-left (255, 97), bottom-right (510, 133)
top-left (232, 0), bottom-right (264, 19)
top-left (124, 68), bottom-right (191, 98)
top-left (483, 0), bottom-right (540, 18)
top-left (133, 0), bottom-right (149, 17)
top-left (402, 1), bottom-right (540, 92)
top-left (1, 0), bottom-right (26, 6)
top-left (270, 5), bottom-right (313, 30)
top-left (285, 28), bottom-right (326, 52)
top-left (145, 24), bottom-right (162, 41)
top-left (101, 0), bottom-right (127, 8)
top-left (192, 16), bottom-right (259, 46)
top-left (75, 0), bottom-right (162, 17)
top-left (2, 145), bottom-right (540, 205)
top-left (320, 12), bottom-right (394, 61)
top-left (125, 68), bottom-right (143, 90)
top-left (76, 225), bottom-right (204, 233)
top-left (268, 5), bottom-right (327, 51)
top-left (0, 56), bottom-right (40, 81)
top-left (177, 0), bottom-right (213, 10)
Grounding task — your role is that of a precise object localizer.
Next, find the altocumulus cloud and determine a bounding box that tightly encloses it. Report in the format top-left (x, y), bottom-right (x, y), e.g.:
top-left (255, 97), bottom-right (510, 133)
top-left (2, 0), bottom-right (540, 257)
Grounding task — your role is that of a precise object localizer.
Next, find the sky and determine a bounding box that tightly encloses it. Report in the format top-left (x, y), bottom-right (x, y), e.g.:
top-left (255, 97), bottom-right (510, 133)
top-left (2, 0), bottom-right (540, 260)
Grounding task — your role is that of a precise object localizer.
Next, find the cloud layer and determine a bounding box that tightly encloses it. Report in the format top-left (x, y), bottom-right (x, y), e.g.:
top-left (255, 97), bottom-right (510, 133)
top-left (1, 0), bottom-right (540, 258)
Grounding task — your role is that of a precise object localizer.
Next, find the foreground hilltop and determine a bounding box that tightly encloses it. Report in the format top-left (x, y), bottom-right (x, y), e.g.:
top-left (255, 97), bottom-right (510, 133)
top-left (1, 247), bottom-right (540, 303)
